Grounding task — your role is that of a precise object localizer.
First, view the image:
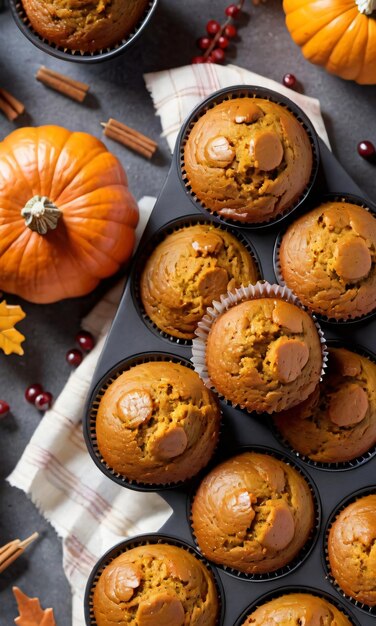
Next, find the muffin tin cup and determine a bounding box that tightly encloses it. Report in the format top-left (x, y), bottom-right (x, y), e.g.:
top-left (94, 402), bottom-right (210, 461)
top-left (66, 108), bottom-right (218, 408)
top-left (192, 280), bottom-right (328, 414)
top-left (233, 585), bottom-right (362, 626)
top-left (271, 339), bottom-right (376, 471)
top-left (188, 445), bottom-right (322, 582)
top-left (84, 351), bottom-right (222, 492)
top-left (273, 192), bottom-right (376, 326)
top-left (131, 214), bottom-right (264, 346)
top-left (84, 533), bottom-right (226, 626)
top-left (177, 85), bottom-right (320, 230)
top-left (323, 487), bottom-right (376, 616)
top-left (9, 0), bottom-right (158, 63)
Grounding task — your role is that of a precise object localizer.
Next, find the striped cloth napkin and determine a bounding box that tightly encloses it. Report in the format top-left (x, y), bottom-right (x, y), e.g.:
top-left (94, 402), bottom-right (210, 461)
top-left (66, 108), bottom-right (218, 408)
top-left (8, 64), bottom-right (329, 626)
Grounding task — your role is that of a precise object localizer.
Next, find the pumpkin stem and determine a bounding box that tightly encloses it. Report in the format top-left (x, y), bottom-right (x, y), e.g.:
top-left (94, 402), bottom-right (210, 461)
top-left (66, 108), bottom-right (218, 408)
top-left (356, 0), bottom-right (376, 14)
top-left (21, 196), bottom-right (61, 235)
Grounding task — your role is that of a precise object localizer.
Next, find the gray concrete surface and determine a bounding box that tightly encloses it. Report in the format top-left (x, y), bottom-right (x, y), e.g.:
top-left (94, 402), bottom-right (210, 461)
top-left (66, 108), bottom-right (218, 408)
top-left (0, 0), bottom-right (375, 623)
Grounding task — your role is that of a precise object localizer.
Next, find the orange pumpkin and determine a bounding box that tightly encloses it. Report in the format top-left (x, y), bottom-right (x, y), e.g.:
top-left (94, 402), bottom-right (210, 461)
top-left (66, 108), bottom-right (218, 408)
top-left (283, 0), bottom-right (376, 84)
top-left (0, 125), bottom-right (139, 303)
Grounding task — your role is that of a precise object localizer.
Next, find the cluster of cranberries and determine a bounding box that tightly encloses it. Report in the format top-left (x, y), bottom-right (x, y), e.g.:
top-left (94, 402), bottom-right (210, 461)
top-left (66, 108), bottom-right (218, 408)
top-left (0, 330), bottom-right (95, 418)
top-left (192, 3), bottom-right (243, 65)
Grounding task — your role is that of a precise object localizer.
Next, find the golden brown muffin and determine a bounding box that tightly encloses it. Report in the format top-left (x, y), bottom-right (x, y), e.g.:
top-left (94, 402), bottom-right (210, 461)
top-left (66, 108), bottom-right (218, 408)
top-left (93, 543), bottom-right (219, 626)
top-left (242, 592), bottom-right (353, 625)
top-left (22, 0), bottom-right (150, 52)
top-left (328, 494), bottom-right (376, 606)
top-left (205, 297), bottom-right (323, 413)
top-left (96, 361), bottom-right (221, 485)
top-left (279, 201), bottom-right (376, 320)
top-left (183, 97), bottom-right (313, 224)
top-left (140, 224), bottom-right (259, 339)
top-left (191, 452), bottom-right (315, 574)
top-left (274, 347), bottom-right (376, 463)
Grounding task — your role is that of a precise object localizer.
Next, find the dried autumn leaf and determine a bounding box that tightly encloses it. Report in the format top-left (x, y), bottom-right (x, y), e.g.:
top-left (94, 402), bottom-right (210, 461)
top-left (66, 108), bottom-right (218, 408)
top-left (13, 587), bottom-right (56, 626)
top-left (0, 299), bottom-right (26, 355)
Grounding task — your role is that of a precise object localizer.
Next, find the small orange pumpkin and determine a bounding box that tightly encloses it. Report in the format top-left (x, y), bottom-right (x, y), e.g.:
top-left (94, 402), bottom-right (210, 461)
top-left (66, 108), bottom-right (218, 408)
top-left (0, 125), bottom-right (139, 303)
top-left (283, 0), bottom-right (376, 84)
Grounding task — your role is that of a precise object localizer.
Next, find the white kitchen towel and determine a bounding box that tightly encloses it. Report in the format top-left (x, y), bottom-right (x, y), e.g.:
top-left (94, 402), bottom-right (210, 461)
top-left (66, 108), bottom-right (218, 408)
top-left (8, 64), bottom-right (329, 626)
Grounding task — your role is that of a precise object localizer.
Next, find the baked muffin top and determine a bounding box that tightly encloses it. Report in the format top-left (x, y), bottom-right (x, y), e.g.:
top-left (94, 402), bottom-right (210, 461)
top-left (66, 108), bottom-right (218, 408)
top-left (96, 361), bottom-right (220, 485)
top-left (93, 543), bottom-right (219, 626)
top-left (328, 494), bottom-right (376, 606)
top-left (184, 97), bottom-right (313, 224)
top-left (205, 297), bottom-right (323, 413)
top-left (279, 201), bottom-right (376, 320)
top-left (242, 592), bottom-right (353, 625)
top-left (22, 0), bottom-right (149, 52)
top-left (140, 224), bottom-right (259, 339)
top-left (274, 347), bottom-right (376, 463)
top-left (191, 452), bottom-right (315, 574)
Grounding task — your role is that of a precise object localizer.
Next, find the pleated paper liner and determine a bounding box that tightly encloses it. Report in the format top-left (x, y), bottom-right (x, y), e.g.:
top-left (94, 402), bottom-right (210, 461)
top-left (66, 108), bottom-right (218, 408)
top-left (273, 192), bottom-right (376, 326)
top-left (323, 486), bottom-right (376, 616)
top-left (271, 339), bottom-right (376, 472)
top-left (191, 281), bottom-right (328, 415)
top-left (233, 585), bottom-right (361, 626)
top-left (188, 445), bottom-right (322, 583)
top-left (9, 0), bottom-right (158, 63)
top-left (176, 85), bottom-right (320, 230)
top-left (83, 351), bottom-right (223, 492)
top-left (84, 533), bottom-right (226, 626)
top-left (131, 213), bottom-right (263, 346)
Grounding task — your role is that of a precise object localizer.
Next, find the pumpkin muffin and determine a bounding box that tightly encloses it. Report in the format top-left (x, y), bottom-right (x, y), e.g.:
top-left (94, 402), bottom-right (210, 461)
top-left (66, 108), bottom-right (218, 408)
top-left (183, 97), bottom-right (313, 224)
top-left (328, 494), bottom-right (376, 606)
top-left (274, 347), bottom-right (376, 463)
top-left (279, 201), bottom-right (376, 320)
top-left (205, 297), bottom-right (323, 413)
top-left (93, 543), bottom-right (219, 626)
top-left (140, 224), bottom-right (259, 339)
top-left (242, 592), bottom-right (353, 625)
top-left (21, 0), bottom-right (150, 52)
top-left (96, 361), bottom-right (221, 485)
top-left (191, 452), bottom-right (315, 575)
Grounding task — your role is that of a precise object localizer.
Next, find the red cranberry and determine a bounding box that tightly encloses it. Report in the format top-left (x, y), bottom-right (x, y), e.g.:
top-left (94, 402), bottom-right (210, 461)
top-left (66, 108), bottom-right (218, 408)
top-left (35, 392), bottom-right (52, 412)
top-left (197, 36), bottom-right (211, 51)
top-left (224, 24), bottom-right (237, 38)
top-left (66, 348), bottom-right (83, 367)
top-left (218, 35), bottom-right (230, 49)
top-left (0, 400), bottom-right (10, 418)
top-left (206, 20), bottom-right (221, 35)
top-left (25, 383), bottom-right (43, 404)
top-left (210, 48), bottom-right (226, 63)
top-left (225, 3), bottom-right (240, 17)
top-left (191, 56), bottom-right (207, 64)
top-left (283, 73), bottom-right (297, 89)
top-left (357, 140), bottom-right (376, 160)
top-left (75, 330), bottom-right (95, 353)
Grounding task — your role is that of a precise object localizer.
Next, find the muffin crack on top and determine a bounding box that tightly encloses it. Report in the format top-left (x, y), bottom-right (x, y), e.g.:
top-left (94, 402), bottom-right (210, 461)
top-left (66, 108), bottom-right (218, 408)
top-left (184, 97), bottom-right (313, 223)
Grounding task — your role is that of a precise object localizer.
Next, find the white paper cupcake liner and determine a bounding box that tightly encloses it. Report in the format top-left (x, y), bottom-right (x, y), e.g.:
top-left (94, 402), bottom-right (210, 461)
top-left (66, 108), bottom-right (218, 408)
top-left (191, 281), bottom-right (328, 413)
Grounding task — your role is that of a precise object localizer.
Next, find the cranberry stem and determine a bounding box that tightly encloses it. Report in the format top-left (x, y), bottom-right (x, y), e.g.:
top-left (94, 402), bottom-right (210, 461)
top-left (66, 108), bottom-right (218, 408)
top-left (204, 0), bottom-right (245, 59)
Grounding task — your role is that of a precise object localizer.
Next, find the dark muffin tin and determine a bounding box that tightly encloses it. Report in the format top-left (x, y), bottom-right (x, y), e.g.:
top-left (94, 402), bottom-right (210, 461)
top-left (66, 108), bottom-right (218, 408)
top-left (84, 85), bottom-right (376, 626)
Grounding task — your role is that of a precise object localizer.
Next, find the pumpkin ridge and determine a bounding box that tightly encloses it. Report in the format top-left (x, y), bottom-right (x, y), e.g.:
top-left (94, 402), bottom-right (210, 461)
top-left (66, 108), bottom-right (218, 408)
top-left (0, 151), bottom-right (34, 202)
top-left (328, 11), bottom-right (368, 79)
top-left (288, 3), bottom-right (358, 45)
top-left (51, 140), bottom-right (108, 203)
top-left (66, 221), bottom-right (133, 265)
top-left (302, 8), bottom-right (358, 63)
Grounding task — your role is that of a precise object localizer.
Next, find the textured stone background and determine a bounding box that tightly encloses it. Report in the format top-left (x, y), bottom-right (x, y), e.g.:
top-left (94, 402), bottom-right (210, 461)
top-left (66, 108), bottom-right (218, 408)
top-left (0, 0), bottom-right (375, 623)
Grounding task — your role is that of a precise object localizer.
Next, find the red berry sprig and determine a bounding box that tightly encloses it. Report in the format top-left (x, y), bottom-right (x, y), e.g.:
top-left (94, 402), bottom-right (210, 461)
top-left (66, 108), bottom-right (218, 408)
top-left (0, 400), bottom-right (10, 418)
top-left (192, 1), bottom-right (245, 65)
top-left (358, 140), bottom-right (376, 161)
top-left (25, 383), bottom-right (53, 412)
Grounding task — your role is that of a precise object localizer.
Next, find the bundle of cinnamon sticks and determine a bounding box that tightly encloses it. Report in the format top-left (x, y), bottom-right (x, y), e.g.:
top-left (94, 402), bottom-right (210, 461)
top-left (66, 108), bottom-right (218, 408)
top-left (101, 118), bottom-right (158, 159)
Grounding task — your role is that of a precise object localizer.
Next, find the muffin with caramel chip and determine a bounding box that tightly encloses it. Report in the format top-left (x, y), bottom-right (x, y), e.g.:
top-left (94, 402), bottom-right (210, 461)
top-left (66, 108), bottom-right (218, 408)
top-left (96, 361), bottom-right (221, 485)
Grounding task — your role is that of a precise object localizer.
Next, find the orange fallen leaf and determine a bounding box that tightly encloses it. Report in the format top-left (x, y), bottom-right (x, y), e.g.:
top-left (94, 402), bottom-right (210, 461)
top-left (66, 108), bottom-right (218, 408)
top-left (0, 300), bottom-right (26, 355)
top-left (13, 587), bottom-right (56, 626)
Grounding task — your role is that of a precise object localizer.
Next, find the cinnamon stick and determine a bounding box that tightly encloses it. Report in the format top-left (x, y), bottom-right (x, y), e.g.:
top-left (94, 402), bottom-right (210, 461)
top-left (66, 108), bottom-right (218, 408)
top-left (0, 88), bottom-right (25, 121)
top-left (36, 66), bottom-right (89, 103)
top-left (101, 118), bottom-right (158, 159)
top-left (0, 532), bottom-right (39, 574)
